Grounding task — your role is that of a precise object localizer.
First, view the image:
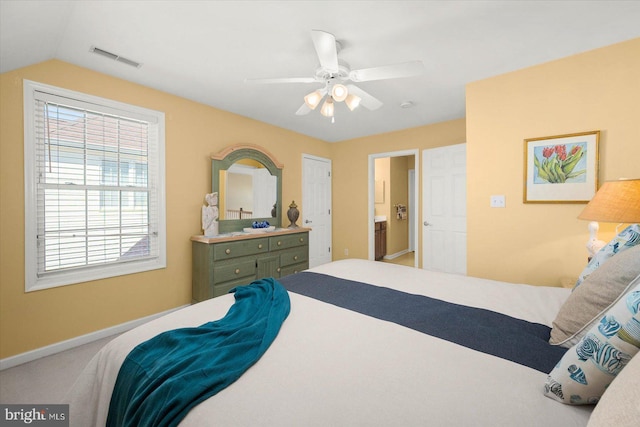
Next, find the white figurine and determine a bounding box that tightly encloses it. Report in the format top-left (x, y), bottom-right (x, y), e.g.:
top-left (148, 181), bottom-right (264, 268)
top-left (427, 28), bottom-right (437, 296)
top-left (202, 192), bottom-right (219, 237)
top-left (586, 221), bottom-right (606, 258)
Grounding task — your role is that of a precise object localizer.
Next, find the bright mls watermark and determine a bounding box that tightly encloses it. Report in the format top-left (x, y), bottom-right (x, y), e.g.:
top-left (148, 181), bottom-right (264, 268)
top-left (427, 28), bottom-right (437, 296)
top-left (0, 405), bottom-right (68, 426)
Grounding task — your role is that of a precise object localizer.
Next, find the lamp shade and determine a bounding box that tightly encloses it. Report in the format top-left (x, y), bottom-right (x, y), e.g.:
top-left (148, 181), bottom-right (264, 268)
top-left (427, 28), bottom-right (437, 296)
top-left (331, 84), bottom-right (348, 102)
top-left (578, 179), bottom-right (640, 223)
top-left (344, 93), bottom-right (361, 111)
top-left (304, 90), bottom-right (324, 110)
top-left (320, 97), bottom-right (334, 117)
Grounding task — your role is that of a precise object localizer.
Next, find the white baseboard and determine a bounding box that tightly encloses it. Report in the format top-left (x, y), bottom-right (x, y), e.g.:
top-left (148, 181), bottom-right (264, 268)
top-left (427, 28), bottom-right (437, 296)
top-left (383, 249), bottom-right (410, 260)
top-left (0, 305), bottom-right (189, 371)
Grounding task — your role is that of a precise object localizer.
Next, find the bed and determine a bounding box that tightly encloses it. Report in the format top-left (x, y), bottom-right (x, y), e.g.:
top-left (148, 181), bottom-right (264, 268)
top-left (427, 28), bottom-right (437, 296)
top-left (67, 258), bottom-right (626, 426)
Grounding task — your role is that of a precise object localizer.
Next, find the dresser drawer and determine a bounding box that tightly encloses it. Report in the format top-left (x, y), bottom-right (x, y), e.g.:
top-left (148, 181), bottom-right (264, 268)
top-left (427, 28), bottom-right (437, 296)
top-left (279, 247), bottom-right (308, 268)
top-left (213, 259), bottom-right (256, 283)
top-left (213, 238), bottom-right (269, 260)
top-left (270, 233), bottom-right (307, 251)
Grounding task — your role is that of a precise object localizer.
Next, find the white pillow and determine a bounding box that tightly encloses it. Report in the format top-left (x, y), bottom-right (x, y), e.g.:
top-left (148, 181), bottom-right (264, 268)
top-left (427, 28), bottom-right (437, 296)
top-left (587, 353), bottom-right (640, 426)
top-left (544, 280), bottom-right (640, 405)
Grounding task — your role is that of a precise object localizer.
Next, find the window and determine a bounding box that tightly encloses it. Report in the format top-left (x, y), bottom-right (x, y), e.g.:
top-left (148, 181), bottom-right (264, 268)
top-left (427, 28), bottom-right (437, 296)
top-left (24, 80), bottom-right (166, 291)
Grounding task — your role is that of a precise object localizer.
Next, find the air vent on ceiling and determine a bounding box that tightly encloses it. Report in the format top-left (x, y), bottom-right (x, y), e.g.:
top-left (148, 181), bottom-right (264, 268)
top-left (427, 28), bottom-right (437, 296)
top-left (90, 46), bottom-right (142, 68)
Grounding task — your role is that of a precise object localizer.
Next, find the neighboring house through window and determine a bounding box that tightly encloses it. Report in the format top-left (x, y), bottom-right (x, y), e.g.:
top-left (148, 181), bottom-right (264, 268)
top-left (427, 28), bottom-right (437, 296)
top-left (23, 80), bottom-right (166, 291)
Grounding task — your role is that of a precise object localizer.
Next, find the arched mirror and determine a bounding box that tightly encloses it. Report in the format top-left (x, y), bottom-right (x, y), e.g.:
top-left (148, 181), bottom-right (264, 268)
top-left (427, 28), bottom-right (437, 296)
top-left (211, 144), bottom-right (283, 233)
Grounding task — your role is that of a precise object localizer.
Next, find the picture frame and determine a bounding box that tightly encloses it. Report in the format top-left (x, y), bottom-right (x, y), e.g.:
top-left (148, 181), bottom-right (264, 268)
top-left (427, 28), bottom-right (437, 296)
top-left (523, 131), bottom-right (599, 203)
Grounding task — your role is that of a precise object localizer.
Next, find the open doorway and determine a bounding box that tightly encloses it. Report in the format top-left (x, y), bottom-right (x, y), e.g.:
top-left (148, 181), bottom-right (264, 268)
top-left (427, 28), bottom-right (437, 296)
top-left (368, 149), bottom-right (419, 268)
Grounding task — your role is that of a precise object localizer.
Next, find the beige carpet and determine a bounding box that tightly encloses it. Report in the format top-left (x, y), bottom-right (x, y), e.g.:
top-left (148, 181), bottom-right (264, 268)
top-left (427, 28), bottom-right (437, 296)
top-left (0, 335), bottom-right (116, 404)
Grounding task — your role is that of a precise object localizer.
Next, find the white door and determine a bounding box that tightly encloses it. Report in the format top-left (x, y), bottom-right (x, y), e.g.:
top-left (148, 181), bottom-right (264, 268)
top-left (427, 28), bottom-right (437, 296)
top-left (302, 154), bottom-right (332, 268)
top-left (422, 144), bottom-right (467, 274)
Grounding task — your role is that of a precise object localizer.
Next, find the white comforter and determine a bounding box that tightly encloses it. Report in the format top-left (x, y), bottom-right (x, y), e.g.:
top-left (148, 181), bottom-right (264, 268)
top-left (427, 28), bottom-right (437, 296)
top-left (66, 259), bottom-right (592, 426)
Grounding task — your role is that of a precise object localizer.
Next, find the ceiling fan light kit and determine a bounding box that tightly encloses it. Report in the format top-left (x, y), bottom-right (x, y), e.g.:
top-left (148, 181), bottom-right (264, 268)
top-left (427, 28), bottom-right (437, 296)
top-left (304, 81), bottom-right (358, 118)
top-left (247, 30), bottom-right (425, 120)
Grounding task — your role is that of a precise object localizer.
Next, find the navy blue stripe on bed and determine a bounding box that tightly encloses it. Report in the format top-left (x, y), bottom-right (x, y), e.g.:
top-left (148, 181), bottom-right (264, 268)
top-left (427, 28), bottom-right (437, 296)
top-left (106, 278), bottom-right (290, 427)
top-left (280, 271), bottom-right (566, 373)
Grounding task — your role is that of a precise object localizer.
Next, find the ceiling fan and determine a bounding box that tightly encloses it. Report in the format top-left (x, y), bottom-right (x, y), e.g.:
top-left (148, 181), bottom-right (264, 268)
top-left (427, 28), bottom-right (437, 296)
top-left (245, 30), bottom-right (425, 120)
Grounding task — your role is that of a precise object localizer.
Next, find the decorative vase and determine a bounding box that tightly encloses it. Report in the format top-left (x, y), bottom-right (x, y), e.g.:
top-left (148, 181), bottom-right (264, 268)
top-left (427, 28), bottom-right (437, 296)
top-left (287, 201), bottom-right (300, 228)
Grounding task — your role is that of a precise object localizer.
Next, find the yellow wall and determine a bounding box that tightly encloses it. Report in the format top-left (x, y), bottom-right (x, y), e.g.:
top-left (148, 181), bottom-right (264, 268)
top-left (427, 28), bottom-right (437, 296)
top-left (0, 60), bottom-right (330, 359)
top-left (373, 156), bottom-right (410, 257)
top-left (330, 119), bottom-right (467, 261)
top-left (388, 156), bottom-right (409, 255)
top-left (374, 157), bottom-right (391, 219)
top-left (466, 38), bottom-right (640, 286)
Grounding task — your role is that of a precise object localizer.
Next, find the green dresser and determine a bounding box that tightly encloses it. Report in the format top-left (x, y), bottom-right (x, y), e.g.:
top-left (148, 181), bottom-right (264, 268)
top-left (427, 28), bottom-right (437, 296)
top-left (191, 228), bottom-right (309, 303)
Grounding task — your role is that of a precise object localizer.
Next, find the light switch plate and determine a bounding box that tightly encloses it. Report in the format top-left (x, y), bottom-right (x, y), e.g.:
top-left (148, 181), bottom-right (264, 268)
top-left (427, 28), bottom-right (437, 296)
top-left (490, 195), bottom-right (506, 208)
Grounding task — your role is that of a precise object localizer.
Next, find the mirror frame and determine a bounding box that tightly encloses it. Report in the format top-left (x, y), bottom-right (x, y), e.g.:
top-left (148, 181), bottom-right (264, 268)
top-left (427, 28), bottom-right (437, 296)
top-left (211, 144), bottom-right (283, 233)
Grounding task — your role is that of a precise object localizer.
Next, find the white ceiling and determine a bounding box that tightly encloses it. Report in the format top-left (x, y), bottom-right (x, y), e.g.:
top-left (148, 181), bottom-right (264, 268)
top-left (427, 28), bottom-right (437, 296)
top-left (2, 1), bottom-right (640, 143)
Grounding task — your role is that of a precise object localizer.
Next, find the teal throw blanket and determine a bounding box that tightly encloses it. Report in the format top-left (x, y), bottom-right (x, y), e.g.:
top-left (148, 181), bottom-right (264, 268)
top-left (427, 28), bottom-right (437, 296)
top-left (107, 278), bottom-right (290, 427)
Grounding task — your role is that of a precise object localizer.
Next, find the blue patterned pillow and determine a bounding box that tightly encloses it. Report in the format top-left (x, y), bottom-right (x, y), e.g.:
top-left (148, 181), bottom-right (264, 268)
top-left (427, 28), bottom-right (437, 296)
top-left (544, 280), bottom-right (640, 404)
top-left (574, 224), bottom-right (640, 289)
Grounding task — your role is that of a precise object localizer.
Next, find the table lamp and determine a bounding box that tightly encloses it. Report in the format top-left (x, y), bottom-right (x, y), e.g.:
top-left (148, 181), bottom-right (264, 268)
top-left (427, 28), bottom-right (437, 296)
top-left (577, 178), bottom-right (640, 257)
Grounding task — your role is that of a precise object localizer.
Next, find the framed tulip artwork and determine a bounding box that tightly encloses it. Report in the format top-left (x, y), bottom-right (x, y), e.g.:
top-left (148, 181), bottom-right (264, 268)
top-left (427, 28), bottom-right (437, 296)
top-left (523, 130), bottom-right (599, 203)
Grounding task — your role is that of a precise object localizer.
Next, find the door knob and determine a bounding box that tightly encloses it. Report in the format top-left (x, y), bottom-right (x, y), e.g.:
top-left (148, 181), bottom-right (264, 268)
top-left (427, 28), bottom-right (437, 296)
top-left (305, 219), bottom-right (312, 224)
top-left (423, 221), bottom-right (432, 226)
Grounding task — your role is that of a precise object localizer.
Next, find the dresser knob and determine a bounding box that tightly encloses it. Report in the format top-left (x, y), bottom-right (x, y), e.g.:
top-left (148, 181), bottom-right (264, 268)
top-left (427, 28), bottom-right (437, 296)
top-left (235, 268), bottom-right (240, 274)
top-left (225, 248), bottom-right (231, 255)
top-left (294, 255), bottom-right (298, 261)
top-left (277, 267), bottom-right (281, 272)
top-left (277, 241), bottom-right (282, 246)
top-left (300, 237), bottom-right (304, 242)
top-left (258, 244), bottom-right (263, 249)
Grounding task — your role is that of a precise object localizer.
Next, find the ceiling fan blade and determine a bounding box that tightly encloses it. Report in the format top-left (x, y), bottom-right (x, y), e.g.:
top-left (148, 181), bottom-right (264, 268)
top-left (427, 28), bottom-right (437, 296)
top-left (245, 77), bottom-right (317, 84)
top-left (311, 30), bottom-right (339, 73)
top-left (349, 60), bottom-right (425, 82)
top-left (346, 84), bottom-right (383, 110)
top-left (295, 103), bottom-right (312, 116)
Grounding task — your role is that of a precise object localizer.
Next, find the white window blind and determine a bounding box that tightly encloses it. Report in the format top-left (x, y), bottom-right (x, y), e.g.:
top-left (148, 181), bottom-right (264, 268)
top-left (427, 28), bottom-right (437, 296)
top-left (24, 80), bottom-right (166, 291)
